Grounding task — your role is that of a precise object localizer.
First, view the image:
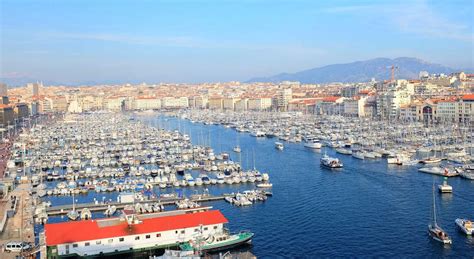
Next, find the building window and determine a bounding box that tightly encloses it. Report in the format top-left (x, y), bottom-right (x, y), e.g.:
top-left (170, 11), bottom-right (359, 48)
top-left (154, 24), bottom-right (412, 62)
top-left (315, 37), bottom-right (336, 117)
top-left (119, 238), bottom-right (124, 242)
top-left (146, 235), bottom-right (150, 239)
top-left (72, 244), bottom-right (78, 248)
top-left (135, 236), bottom-right (140, 240)
top-left (85, 242), bottom-right (90, 247)
top-left (156, 233), bottom-right (161, 238)
top-left (108, 239), bottom-right (113, 244)
top-left (96, 241), bottom-right (101, 245)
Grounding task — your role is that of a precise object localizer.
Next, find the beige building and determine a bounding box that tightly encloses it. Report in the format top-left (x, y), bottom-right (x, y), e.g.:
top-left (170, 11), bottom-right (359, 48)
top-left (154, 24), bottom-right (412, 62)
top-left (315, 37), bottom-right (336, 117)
top-left (235, 98), bottom-right (248, 111)
top-left (248, 97), bottom-right (272, 111)
top-left (134, 97), bottom-right (162, 110)
top-left (208, 97), bottom-right (223, 110)
top-left (51, 96), bottom-right (68, 112)
top-left (223, 98), bottom-right (239, 110)
top-left (193, 96), bottom-right (208, 109)
top-left (162, 97), bottom-right (188, 109)
top-left (105, 97), bottom-right (126, 111)
top-left (13, 103), bottom-right (29, 119)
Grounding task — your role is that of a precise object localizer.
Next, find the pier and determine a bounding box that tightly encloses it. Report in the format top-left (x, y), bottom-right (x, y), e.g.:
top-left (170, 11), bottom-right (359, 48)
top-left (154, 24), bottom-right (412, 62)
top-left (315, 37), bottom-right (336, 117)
top-left (44, 191), bottom-right (271, 216)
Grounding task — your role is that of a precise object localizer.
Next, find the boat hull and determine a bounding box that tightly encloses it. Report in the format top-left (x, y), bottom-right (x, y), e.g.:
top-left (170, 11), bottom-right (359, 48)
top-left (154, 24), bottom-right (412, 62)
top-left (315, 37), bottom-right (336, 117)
top-left (200, 233), bottom-right (254, 253)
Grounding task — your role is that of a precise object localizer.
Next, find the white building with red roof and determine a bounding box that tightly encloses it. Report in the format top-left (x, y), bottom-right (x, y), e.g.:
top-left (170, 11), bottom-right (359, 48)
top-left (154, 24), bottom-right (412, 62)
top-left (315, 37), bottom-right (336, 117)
top-left (44, 210), bottom-right (228, 258)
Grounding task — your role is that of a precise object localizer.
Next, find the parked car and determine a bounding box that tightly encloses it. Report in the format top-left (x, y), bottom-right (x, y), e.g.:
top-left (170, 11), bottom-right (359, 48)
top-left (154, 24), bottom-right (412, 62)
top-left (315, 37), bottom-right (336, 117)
top-left (4, 241), bottom-right (31, 252)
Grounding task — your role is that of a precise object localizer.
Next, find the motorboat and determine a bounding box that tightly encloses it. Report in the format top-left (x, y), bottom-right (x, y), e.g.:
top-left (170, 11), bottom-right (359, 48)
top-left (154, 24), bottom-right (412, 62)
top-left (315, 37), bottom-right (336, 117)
top-left (275, 142), bottom-right (284, 151)
top-left (437, 177), bottom-right (452, 193)
top-left (304, 141), bottom-right (322, 149)
top-left (455, 218), bottom-right (473, 235)
top-left (257, 182), bottom-right (273, 188)
top-left (320, 154), bottom-right (343, 168)
top-left (418, 167), bottom-right (459, 177)
top-left (352, 151), bottom-right (365, 160)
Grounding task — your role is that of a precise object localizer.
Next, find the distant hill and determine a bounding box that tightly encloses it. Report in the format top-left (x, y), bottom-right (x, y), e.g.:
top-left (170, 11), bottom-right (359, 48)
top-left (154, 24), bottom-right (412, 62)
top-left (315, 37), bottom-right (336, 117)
top-left (247, 57), bottom-right (463, 83)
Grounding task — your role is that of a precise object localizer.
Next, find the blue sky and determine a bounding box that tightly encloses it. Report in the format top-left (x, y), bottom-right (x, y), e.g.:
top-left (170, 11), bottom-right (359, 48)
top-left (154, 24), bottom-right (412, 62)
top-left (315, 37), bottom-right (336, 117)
top-left (1, 0), bottom-right (473, 84)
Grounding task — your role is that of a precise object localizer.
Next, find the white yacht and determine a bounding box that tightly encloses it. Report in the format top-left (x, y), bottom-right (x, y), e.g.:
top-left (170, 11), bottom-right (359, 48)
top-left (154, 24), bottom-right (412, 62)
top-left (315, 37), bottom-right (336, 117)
top-left (352, 151), bottom-right (365, 160)
top-left (304, 141), bottom-right (322, 149)
top-left (455, 218), bottom-right (473, 235)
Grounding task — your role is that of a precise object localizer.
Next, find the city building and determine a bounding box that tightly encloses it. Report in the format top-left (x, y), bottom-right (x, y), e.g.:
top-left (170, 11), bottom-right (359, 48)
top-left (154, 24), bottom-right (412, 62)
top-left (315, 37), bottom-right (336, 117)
top-left (0, 104), bottom-right (15, 128)
top-left (133, 97), bottom-right (162, 110)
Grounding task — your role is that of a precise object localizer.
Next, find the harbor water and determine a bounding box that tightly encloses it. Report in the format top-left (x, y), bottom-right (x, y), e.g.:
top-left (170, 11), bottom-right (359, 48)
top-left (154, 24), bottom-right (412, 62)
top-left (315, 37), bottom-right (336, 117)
top-left (144, 115), bottom-right (473, 258)
top-left (40, 113), bottom-right (474, 258)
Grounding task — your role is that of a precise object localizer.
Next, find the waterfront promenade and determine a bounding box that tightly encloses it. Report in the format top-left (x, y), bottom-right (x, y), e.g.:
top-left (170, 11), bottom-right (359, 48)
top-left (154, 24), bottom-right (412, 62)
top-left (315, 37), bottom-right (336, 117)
top-left (0, 183), bottom-right (36, 258)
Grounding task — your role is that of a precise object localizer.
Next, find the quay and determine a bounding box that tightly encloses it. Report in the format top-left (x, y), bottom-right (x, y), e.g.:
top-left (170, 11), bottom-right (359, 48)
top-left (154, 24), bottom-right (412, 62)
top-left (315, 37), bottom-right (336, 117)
top-left (44, 191), bottom-right (272, 216)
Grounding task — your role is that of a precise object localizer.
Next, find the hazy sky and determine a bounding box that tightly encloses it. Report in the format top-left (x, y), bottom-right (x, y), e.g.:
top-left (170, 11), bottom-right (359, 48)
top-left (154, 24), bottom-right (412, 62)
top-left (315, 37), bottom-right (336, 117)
top-left (1, 0), bottom-right (473, 84)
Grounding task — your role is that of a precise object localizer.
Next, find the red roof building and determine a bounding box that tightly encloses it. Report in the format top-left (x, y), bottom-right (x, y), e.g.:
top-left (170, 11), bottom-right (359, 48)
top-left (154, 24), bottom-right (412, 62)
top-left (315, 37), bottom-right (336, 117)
top-left (45, 210), bottom-right (228, 246)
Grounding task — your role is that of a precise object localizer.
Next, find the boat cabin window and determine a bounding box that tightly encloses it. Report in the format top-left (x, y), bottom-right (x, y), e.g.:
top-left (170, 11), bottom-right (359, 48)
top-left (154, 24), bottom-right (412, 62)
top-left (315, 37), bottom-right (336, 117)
top-left (194, 228), bottom-right (199, 232)
top-left (213, 226), bottom-right (218, 229)
top-left (181, 230), bottom-right (185, 234)
top-left (72, 244), bottom-right (78, 248)
top-left (96, 241), bottom-right (101, 245)
top-left (156, 233), bottom-right (161, 238)
top-left (204, 227), bottom-right (208, 231)
top-left (119, 238), bottom-right (124, 242)
top-left (135, 236), bottom-right (140, 240)
top-left (108, 239), bottom-right (113, 243)
top-left (146, 235), bottom-right (150, 239)
top-left (85, 242), bottom-right (90, 247)
top-left (175, 230), bottom-right (178, 234)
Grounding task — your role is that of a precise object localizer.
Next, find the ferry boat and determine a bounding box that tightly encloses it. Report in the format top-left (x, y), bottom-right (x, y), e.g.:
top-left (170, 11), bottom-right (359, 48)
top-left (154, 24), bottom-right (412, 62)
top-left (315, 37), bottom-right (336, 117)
top-left (455, 218), bottom-right (473, 235)
top-left (320, 154), bottom-right (343, 168)
top-left (275, 142), bottom-right (284, 151)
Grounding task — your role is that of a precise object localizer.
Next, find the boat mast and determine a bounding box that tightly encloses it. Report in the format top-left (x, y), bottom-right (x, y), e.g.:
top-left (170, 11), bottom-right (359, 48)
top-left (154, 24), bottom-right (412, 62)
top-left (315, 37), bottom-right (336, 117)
top-left (432, 183), bottom-right (437, 227)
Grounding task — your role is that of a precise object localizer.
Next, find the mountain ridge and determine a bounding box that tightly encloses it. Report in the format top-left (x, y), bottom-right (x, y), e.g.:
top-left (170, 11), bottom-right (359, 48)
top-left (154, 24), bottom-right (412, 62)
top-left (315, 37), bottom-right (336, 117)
top-left (247, 57), bottom-right (467, 83)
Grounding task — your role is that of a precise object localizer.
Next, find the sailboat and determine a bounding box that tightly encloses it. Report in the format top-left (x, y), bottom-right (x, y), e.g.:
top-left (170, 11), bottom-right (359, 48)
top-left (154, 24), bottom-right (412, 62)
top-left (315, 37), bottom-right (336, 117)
top-left (428, 184), bottom-right (452, 244)
top-left (67, 192), bottom-right (79, 221)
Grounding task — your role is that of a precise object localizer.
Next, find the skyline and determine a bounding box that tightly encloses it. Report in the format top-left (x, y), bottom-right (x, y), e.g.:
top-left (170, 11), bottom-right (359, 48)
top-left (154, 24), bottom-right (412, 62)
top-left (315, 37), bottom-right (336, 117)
top-left (1, 0), bottom-right (473, 85)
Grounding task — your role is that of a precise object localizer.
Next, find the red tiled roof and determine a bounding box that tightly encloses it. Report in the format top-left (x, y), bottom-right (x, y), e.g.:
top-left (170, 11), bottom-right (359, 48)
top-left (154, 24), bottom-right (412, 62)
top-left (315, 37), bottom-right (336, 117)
top-left (45, 210), bottom-right (228, 246)
top-left (0, 104), bottom-right (12, 109)
top-left (322, 96), bottom-right (340, 102)
top-left (462, 94), bottom-right (474, 101)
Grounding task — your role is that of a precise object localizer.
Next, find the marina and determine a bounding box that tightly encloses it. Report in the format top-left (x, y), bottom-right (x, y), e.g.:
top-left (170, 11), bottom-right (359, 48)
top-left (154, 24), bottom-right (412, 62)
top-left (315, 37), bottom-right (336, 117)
top-left (0, 110), bottom-right (473, 258)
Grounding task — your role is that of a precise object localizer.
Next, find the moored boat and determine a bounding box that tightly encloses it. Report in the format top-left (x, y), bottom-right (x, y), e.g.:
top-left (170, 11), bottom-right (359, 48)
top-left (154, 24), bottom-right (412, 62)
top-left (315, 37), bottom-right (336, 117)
top-left (455, 218), bottom-right (473, 235)
top-left (180, 230), bottom-right (254, 254)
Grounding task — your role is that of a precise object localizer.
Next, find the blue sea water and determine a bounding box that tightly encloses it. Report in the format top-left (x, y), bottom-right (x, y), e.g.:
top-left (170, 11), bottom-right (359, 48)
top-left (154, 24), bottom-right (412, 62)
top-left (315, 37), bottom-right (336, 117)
top-left (42, 115), bottom-right (474, 258)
